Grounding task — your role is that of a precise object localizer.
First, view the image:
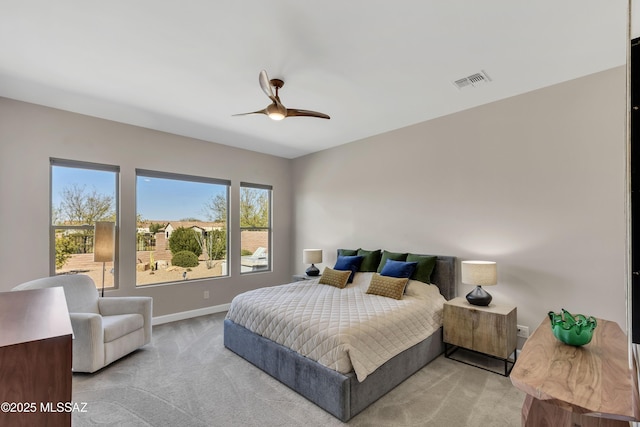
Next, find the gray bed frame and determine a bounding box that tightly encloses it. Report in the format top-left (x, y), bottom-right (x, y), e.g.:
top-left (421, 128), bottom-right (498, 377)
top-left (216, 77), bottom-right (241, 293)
top-left (223, 256), bottom-right (456, 422)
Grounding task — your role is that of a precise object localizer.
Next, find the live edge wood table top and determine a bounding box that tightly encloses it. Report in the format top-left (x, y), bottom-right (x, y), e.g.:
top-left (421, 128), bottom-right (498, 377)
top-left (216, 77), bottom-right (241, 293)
top-left (511, 316), bottom-right (640, 425)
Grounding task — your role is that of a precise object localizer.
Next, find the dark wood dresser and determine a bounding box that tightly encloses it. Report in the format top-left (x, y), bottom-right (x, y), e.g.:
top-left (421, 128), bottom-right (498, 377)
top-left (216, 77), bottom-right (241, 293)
top-left (0, 287), bottom-right (73, 427)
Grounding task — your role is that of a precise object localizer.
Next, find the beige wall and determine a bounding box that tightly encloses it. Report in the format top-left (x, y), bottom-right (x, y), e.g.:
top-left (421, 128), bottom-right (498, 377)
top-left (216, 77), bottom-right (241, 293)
top-left (0, 98), bottom-right (293, 316)
top-left (292, 67), bottom-right (628, 337)
top-left (0, 66), bottom-right (628, 332)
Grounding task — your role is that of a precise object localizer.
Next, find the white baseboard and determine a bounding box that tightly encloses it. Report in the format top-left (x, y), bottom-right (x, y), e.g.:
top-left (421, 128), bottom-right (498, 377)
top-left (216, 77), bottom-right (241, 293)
top-left (152, 303), bottom-right (231, 326)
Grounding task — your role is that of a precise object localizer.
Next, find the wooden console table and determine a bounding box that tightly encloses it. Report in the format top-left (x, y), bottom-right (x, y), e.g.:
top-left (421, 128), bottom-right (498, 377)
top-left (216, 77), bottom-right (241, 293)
top-left (511, 316), bottom-right (640, 427)
top-left (0, 287), bottom-right (73, 427)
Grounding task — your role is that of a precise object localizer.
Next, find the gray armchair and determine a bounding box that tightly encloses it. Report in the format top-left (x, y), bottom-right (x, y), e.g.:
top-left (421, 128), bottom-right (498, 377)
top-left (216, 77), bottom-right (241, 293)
top-left (12, 275), bottom-right (152, 373)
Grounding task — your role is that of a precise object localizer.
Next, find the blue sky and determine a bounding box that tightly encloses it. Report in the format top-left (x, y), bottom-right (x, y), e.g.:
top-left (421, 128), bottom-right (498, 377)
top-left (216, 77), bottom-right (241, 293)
top-left (51, 167), bottom-right (115, 208)
top-left (136, 175), bottom-right (225, 221)
top-left (52, 166), bottom-right (225, 221)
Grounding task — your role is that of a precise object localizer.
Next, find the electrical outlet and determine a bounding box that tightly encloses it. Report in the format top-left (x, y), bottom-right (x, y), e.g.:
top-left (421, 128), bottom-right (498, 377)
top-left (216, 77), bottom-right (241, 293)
top-left (517, 325), bottom-right (529, 338)
top-left (204, 290), bottom-right (210, 299)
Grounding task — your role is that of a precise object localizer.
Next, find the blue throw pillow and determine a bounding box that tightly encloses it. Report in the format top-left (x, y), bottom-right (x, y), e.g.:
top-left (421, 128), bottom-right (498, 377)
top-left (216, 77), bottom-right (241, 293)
top-left (380, 259), bottom-right (418, 279)
top-left (334, 255), bottom-right (364, 283)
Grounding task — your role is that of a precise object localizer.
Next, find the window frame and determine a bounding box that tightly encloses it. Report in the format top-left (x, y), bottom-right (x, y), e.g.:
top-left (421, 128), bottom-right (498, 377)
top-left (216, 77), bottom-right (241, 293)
top-left (50, 158), bottom-right (120, 287)
top-left (239, 182), bottom-right (273, 275)
top-left (135, 169), bottom-right (231, 286)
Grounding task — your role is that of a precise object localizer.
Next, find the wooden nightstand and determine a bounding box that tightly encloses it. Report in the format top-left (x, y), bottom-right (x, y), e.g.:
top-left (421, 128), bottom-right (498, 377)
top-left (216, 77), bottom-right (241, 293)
top-left (443, 296), bottom-right (517, 376)
top-left (292, 274), bottom-right (313, 282)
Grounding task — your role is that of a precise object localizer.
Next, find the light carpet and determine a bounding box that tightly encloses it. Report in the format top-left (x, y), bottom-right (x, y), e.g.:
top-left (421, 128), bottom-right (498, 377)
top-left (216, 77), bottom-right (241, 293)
top-left (72, 312), bottom-right (524, 426)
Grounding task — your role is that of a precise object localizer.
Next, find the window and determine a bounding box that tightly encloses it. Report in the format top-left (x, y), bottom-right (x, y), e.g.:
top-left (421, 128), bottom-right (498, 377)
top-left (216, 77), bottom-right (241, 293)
top-left (136, 170), bottom-right (230, 286)
top-left (240, 182), bottom-right (272, 274)
top-left (50, 159), bottom-right (119, 289)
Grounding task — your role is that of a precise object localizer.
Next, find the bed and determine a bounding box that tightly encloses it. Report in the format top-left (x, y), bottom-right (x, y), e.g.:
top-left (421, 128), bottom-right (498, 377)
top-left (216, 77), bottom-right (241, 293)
top-left (224, 254), bottom-right (456, 422)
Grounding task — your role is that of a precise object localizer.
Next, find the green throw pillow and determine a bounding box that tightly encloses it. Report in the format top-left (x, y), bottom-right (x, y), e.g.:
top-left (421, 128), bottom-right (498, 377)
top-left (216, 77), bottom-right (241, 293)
top-left (357, 249), bottom-right (382, 272)
top-left (377, 250), bottom-right (409, 273)
top-left (406, 253), bottom-right (437, 284)
top-left (337, 248), bottom-right (359, 257)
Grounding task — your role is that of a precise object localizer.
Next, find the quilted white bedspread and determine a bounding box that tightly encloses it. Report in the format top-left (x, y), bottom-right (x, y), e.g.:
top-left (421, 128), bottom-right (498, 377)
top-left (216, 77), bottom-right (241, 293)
top-left (225, 272), bottom-right (446, 382)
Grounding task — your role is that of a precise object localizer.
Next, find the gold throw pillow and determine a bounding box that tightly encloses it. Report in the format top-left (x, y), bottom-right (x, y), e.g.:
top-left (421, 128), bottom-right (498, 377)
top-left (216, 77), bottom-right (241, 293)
top-left (318, 267), bottom-right (351, 289)
top-left (366, 273), bottom-right (408, 299)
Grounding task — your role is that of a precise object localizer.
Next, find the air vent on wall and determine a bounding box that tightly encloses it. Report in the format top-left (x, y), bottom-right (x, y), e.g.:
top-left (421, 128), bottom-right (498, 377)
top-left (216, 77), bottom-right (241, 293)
top-left (453, 70), bottom-right (492, 90)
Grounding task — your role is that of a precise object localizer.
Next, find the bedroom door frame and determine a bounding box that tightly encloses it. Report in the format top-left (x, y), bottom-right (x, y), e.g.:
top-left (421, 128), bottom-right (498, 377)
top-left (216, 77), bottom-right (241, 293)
top-left (631, 36), bottom-right (640, 344)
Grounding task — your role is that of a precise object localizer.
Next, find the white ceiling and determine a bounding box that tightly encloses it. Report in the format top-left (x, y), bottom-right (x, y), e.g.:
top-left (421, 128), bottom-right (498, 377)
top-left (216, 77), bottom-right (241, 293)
top-left (0, 1), bottom-right (630, 158)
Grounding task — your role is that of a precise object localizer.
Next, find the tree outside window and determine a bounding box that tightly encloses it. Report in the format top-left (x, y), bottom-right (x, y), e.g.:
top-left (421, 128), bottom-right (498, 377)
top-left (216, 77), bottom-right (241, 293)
top-left (239, 183), bottom-right (272, 274)
top-left (136, 170), bottom-right (229, 286)
top-left (51, 159), bottom-right (119, 288)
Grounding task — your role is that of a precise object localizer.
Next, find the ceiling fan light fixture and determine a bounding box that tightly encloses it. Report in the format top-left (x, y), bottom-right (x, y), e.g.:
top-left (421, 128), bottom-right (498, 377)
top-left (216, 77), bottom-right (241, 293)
top-left (266, 103), bottom-right (286, 121)
top-left (234, 70), bottom-right (329, 121)
top-left (268, 111), bottom-right (285, 121)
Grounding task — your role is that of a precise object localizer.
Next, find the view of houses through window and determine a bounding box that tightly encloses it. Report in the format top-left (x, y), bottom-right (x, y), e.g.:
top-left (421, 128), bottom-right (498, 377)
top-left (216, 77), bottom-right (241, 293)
top-left (135, 170), bottom-right (230, 286)
top-left (50, 159), bottom-right (119, 289)
top-left (51, 161), bottom-right (271, 288)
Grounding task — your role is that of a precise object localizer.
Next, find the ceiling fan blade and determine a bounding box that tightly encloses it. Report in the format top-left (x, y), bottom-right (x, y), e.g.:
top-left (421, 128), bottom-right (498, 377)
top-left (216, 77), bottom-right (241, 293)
top-left (286, 108), bottom-right (330, 119)
top-left (259, 70), bottom-right (279, 104)
top-left (232, 107), bottom-right (268, 117)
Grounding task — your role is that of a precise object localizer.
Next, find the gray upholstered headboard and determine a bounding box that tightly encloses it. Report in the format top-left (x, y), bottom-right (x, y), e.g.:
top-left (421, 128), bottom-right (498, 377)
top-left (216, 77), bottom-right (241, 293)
top-left (430, 256), bottom-right (456, 301)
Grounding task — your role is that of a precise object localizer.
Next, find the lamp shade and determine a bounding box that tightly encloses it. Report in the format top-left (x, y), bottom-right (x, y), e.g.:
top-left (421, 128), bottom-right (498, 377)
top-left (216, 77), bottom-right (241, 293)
top-left (303, 249), bottom-right (323, 264)
top-left (94, 221), bottom-right (115, 262)
top-left (461, 261), bottom-right (497, 286)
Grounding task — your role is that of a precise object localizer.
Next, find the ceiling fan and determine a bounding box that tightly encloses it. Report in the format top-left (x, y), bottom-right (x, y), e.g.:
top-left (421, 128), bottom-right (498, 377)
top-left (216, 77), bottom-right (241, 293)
top-left (234, 70), bottom-right (330, 121)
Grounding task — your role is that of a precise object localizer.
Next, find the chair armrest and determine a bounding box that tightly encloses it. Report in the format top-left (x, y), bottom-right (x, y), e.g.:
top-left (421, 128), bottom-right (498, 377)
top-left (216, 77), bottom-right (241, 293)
top-left (98, 297), bottom-right (153, 345)
top-left (69, 312), bottom-right (104, 373)
top-left (69, 312), bottom-right (103, 341)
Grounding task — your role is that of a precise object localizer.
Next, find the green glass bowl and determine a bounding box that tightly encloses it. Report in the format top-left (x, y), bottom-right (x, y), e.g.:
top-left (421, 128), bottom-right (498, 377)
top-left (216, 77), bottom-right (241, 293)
top-left (548, 309), bottom-right (597, 346)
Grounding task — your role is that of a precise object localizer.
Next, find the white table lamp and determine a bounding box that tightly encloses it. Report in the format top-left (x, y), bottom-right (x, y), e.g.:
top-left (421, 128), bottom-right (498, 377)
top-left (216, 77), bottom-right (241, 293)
top-left (461, 260), bottom-right (497, 306)
top-left (303, 249), bottom-right (322, 276)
